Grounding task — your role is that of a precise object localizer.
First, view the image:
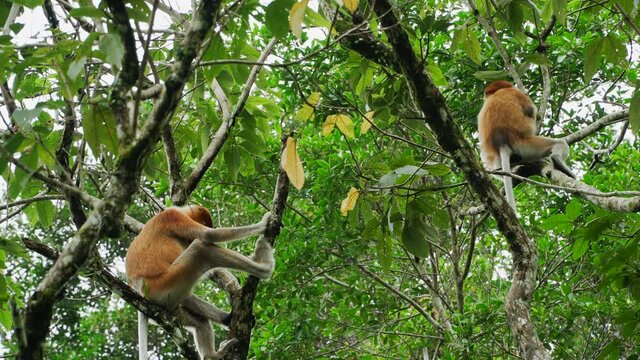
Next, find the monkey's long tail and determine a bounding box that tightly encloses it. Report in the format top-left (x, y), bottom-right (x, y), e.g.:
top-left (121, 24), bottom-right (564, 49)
top-left (138, 311), bottom-right (148, 360)
top-left (500, 146), bottom-right (517, 215)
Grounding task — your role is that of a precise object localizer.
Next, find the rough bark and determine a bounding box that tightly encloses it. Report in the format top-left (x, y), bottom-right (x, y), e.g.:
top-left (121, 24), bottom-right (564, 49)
top-left (369, 0), bottom-right (549, 357)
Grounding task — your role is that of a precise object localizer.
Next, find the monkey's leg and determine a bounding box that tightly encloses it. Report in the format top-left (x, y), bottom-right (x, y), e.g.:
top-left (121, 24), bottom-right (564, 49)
top-left (208, 243), bottom-right (275, 279)
top-left (182, 294), bottom-right (230, 326)
top-left (181, 310), bottom-right (238, 360)
top-left (513, 136), bottom-right (575, 178)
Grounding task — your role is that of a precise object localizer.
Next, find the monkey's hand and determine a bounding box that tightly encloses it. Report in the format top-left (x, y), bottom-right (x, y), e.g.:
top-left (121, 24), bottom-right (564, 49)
top-left (251, 237), bottom-right (275, 278)
top-left (260, 212), bottom-right (271, 230)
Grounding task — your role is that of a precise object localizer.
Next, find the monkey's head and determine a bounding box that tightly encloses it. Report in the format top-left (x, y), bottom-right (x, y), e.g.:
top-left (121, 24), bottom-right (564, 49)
top-left (484, 80), bottom-right (513, 97)
top-left (183, 205), bottom-right (214, 228)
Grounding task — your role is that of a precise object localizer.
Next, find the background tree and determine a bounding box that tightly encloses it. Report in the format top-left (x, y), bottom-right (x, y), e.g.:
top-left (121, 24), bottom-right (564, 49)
top-left (0, 0), bottom-right (639, 359)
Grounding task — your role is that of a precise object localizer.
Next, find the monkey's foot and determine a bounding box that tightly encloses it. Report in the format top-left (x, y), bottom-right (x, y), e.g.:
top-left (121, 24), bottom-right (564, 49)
top-left (551, 155), bottom-right (576, 179)
top-left (204, 338), bottom-right (239, 359)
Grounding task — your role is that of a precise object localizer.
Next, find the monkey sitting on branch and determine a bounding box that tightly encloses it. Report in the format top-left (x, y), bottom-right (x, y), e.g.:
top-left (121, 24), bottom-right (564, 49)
top-left (477, 81), bottom-right (575, 214)
top-left (125, 205), bottom-right (274, 359)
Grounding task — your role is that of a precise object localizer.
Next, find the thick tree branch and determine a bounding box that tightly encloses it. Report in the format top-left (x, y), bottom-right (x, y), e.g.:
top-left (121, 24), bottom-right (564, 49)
top-left (542, 166), bottom-right (640, 212)
top-left (20, 2), bottom-right (223, 358)
top-left (562, 110), bottom-right (628, 145)
top-left (368, 0), bottom-right (548, 357)
top-left (106, 0), bottom-right (140, 143)
top-left (319, 0), bottom-right (400, 72)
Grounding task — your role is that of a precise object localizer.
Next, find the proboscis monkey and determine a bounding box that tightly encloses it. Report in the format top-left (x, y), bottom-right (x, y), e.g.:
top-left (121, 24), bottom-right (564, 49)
top-left (125, 205), bottom-right (274, 359)
top-left (477, 81), bottom-right (574, 213)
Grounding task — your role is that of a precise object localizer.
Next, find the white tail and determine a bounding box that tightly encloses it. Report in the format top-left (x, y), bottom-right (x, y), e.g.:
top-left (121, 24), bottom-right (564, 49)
top-left (500, 146), bottom-right (517, 215)
top-left (138, 310), bottom-right (148, 360)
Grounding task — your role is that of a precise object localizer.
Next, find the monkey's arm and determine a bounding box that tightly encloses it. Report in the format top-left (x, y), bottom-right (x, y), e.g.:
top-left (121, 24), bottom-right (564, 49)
top-left (164, 209), bottom-right (269, 243)
top-left (201, 213), bottom-right (270, 244)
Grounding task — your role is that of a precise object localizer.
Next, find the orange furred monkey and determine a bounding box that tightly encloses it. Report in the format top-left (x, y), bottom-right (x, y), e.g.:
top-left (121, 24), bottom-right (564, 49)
top-left (126, 205), bottom-right (274, 360)
top-left (477, 81), bottom-right (574, 212)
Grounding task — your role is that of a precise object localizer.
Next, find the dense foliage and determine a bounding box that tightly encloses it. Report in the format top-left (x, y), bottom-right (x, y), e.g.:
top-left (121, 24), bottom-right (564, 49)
top-left (0, 0), bottom-right (639, 358)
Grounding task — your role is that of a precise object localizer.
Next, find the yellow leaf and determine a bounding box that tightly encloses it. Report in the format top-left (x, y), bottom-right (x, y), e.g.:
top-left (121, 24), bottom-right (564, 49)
top-left (294, 104), bottom-right (314, 121)
top-left (289, 0), bottom-right (309, 39)
top-left (361, 111), bottom-right (375, 134)
top-left (322, 115), bottom-right (337, 136)
top-left (306, 92), bottom-right (321, 106)
top-left (334, 114), bottom-right (354, 138)
top-left (340, 187), bottom-right (359, 216)
top-left (281, 137), bottom-right (305, 190)
top-left (344, 0), bottom-right (358, 13)
top-left (294, 92), bottom-right (321, 121)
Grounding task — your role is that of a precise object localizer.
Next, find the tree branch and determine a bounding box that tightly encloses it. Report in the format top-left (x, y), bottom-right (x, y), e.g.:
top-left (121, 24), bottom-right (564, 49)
top-left (222, 136), bottom-right (290, 359)
top-left (174, 38), bottom-right (278, 205)
top-left (20, 2), bottom-right (223, 357)
top-left (21, 238), bottom-right (199, 359)
top-left (562, 110), bottom-right (628, 145)
top-left (466, 0), bottom-right (524, 89)
top-left (368, 0), bottom-right (548, 356)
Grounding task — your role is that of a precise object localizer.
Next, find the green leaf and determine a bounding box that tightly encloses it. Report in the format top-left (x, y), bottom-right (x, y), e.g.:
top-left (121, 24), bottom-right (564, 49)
top-left (540, 213), bottom-right (573, 232)
top-left (596, 340), bottom-right (621, 359)
top-left (572, 237), bottom-right (589, 259)
top-left (9, 148), bottom-right (38, 199)
top-left (423, 162), bottom-right (450, 176)
top-left (523, 54), bottom-right (552, 66)
top-left (602, 34), bottom-right (627, 65)
top-left (11, 0), bottom-right (44, 9)
top-left (453, 25), bottom-right (482, 65)
top-left (427, 63), bottom-right (448, 86)
top-left (35, 200), bottom-right (55, 227)
top-left (265, 0), bottom-right (296, 40)
top-left (401, 201), bottom-right (432, 258)
top-left (224, 146), bottom-right (241, 180)
top-left (99, 33), bottom-right (124, 67)
top-left (473, 70), bottom-right (509, 81)
top-left (0, 237), bottom-right (27, 259)
top-left (565, 199), bottom-right (582, 221)
top-left (629, 87), bottom-right (640, 133)
top-left (552, 0), bottom-right (567, 25)
top-left (304, 7), bottom-right (331, 29)
top-left (504, 1), bottom-right (524, 34)
top-left (376, 235), bottom-right (393, 271)
top-left (83, 102), bottom-right (119, 157)
top-left (583, 38), bottom-right (603, 83)
top-left (67, 56), bottom-right (86, 81)
top-left (12, 107), bottom-right (42, 135)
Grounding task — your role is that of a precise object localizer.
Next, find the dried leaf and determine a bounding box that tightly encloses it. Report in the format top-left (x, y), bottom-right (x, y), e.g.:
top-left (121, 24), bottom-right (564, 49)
top-left (289, 0), bottom-right (309, 39)
top-left (334, 114), bottom-right (354, 138)
top-left (340, 187), bottom-right (359, 216)
top-left (361, 111), bottom-right (375, 134)
top-left (344, 0), bottom-right (358, 13)
top-left (281, 137), bottom-right (305, 189)
top-left (322, 115), bottom-right (337, 136)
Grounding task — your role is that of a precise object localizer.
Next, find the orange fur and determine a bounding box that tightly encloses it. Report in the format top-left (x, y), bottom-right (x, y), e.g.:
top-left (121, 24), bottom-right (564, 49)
top-left (125, 206), bottom-right (212, 299)
top-left (126, 205), bottom-right (273, 359)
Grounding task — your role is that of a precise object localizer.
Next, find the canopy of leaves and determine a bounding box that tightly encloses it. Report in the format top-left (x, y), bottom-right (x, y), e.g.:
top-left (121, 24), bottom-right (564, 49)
top-left (0, 0), bottom-right (639, 358)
